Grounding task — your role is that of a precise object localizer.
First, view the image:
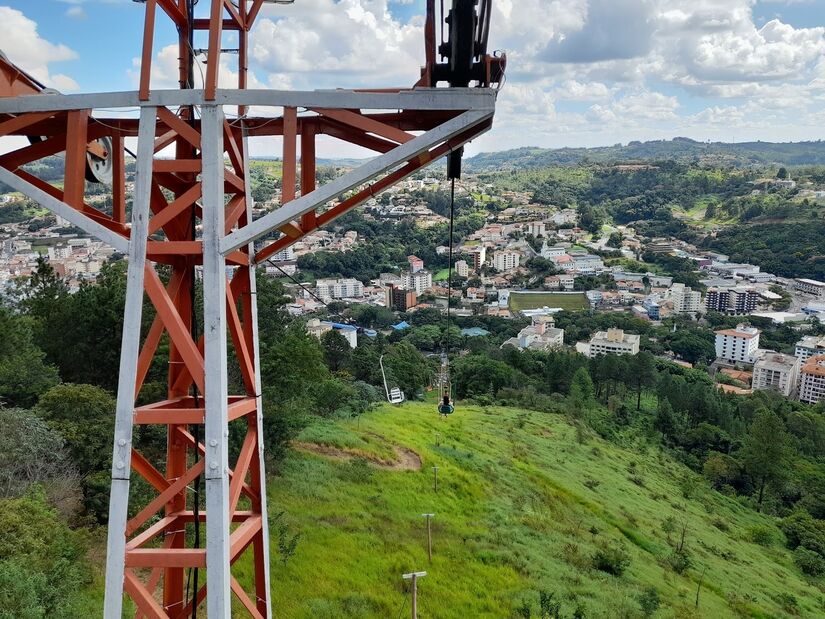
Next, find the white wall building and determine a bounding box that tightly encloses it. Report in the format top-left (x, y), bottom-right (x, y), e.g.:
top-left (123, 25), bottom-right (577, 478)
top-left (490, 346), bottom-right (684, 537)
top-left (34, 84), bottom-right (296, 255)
top-left (669, 283), bottom-right (702, 314)
top-left (455, 260), bottom-right (469, 278)
top-left (715, 325), bottom-right (761, 364)
top-left (493, 250), bottom-right (521, 273)
top-left (502, 318), bottom-right (564, 352)
top-left (795, 335), bottom-right (825, 362)
top-left (586, 329), bottom-right (641, 357)
top-left (270, 246), bottom-right (295, 262)
top-left (799, 355), bottom-right (825, 404)
top-left (315, 278), bottom-right (364, 300)
top-left (795, 279), bottom-right (825, 299)
top-left (752, 352), bottom-right (800, 397)
top-left (402, 270), bottom-right (433, 295)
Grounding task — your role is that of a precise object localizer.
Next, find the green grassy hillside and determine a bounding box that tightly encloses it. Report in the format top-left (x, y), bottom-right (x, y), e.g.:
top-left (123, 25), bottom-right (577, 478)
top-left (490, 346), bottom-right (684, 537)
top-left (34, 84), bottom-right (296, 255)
top-left (252, 402), bottom-right (824, 618)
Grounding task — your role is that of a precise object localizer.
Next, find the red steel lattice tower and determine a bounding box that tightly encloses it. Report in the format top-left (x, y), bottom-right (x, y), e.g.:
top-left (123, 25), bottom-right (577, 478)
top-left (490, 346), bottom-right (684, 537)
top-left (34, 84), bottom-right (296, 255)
top-left (0, 1), bottom-right (501, 616)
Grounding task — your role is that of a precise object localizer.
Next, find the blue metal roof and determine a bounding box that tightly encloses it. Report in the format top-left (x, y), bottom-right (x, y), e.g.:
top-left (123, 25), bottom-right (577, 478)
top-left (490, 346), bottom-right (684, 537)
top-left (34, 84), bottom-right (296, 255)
top-left (391, 321), bottom-right (411, 331)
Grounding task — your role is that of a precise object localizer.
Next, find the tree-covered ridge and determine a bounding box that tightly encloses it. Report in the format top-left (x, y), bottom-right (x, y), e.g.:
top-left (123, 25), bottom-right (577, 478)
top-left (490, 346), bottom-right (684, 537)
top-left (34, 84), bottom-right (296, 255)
top-left (703, 222), bottom-right (825, 280)
top-left (467, 139), bottom-right (825, 171)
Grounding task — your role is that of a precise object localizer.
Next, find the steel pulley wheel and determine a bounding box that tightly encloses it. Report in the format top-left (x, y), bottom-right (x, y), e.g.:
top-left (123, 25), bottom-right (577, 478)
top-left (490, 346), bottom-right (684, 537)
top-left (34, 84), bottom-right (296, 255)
top-left (85, 136), bottom-right (113, 184)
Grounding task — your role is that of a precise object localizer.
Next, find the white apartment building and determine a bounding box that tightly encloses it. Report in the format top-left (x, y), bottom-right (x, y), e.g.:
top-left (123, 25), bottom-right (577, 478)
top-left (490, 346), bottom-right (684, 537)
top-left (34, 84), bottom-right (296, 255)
top-left (586, 329), bottom-right (641, 358)
top-left (752, 352), bottom-right (801, 398)
top-left (795, 278), bottom-right (825, 299)
top-left (571, 254), bottom-right (604, 274)
top-left (799, 355), bottom-right (825, 404)
top-left (493, 250), bottom-right (521, 273)
top-left (523, 221), bottom-right (547, 237)
top-left (270, 246), bottom-right (295, 262)
top-left (795, 335), bottom-right (825, 362)
top-left (502, 319), bottom-right (564, 352)
top-left (715, 325), bottom-right (760, 364)
top-left (402, 269), bottom-right (433, 295)
top-left (315, 278), bottom-right (364, 300)
top-left (541, 244), bottom-right (568, 259)
top-left (455, 260), bottom-right (469, 278)
top-left (669, 283), bottom-right (702, 314)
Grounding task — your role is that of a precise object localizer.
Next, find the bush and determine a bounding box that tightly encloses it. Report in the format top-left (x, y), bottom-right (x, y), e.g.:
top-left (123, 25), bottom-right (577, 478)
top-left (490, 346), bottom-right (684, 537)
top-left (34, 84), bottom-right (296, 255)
top-left (747, 525), bottom-right (777, 547)
top-left (666, 548), bottom-right (693, 575)
top-left (780, 510), bottom-right (825, 555)
top-left (592, 542), bottom-right (631, 576)
top-left (0, 489), bottom-right (90, 617)
top-left (794, 547), bottom-right (825, 577)
top-left (638, 587), bottom-right (661, 617)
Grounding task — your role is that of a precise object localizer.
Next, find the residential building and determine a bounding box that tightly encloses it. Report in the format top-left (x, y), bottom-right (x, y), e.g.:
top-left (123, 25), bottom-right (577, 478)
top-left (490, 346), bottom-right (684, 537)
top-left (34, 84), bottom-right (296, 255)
top-left (559, 274), bottom-right (575, 290)
top-left (502, 318), bottom-right (564, 352)
top-left (315, 278), bottom-right (364, 300)
top-left (306, 319), bottom-right (358, 348)
top-left (795, 335), bottom-right (825, 362)
top-left (524, 221), bottom-right (547, 237)
top-left (586, 329), bottom-right (641, 357)
top-left (752, 352), bottom-right (800, 397)
top-left (541, 244), bottom-right (567, 259)
top-left (570, 254), bottom-right (604, 274)
top-left (455, 260), bottom-right (469, 278)
top-left (800, 355), bottom-right (825, 404)
top-left (493, 250), bottom-right (521, 273)
top-left (401, 269), bottom-right (433, 295)
top-left (669, 283), bottom-right (702, 314)
top-left (715, 325), bottom-right (761, 364)
top-left (705, 286), bottom-right (760, 315)
top-left (388, 285), bottom-right (417, 312)
top-left (270, 246), bottom-right (295, 262)
top-left (795, 278), bottom-right (825, 299)
top-left (407, 255), bottom-right (424, 273)
top-left (468, 246), bottom-right (487, 270)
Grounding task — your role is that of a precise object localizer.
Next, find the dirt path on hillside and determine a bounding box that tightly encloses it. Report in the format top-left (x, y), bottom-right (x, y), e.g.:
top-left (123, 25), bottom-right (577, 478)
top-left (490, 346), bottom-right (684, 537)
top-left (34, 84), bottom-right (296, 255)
top-left (292, 441), bottom-right (422, 471)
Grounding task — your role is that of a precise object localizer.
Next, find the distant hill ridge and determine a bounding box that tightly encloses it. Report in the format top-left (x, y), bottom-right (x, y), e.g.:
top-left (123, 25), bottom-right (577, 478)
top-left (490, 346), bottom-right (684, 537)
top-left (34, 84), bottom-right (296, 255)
top-left (466, 138), bottom-right (825, 170)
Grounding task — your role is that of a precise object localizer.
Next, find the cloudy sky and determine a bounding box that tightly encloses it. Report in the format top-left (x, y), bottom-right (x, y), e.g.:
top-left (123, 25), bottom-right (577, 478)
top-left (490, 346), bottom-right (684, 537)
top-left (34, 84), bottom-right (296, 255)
top-left (1, 0), bottom-right (824, 155)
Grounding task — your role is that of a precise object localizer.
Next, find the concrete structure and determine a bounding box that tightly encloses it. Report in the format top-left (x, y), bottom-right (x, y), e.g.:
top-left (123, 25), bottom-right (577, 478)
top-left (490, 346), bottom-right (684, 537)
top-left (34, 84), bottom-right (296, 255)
top-left (795, 278), bottom-right (825, 299)
top-left (468, 246), bottom-right (487, 269)
top-left (502, 317), bottom-right (564, 352)
top-left (795, 335), bottom-right (825, 362)
top-left (306, 319), bottom-right (358, 348)
top-left (752, 352), bottom-right (800, 397)
top-left (669, 283), bottom-right (702, 314)
top-left (407, 255), bottom-right (424, 273)
top-left (316, 277), bottom-right (364, 300)
top-left (705, 286), bottom-right (760, 315)
top-left (586, 329), bottom-right (641, 357)
top-left (715, 325), bottom-right (761, 364)
top-left (270, 246), bottom-right (295, 262)
top-left (388, 285), bottom-right (417, 312)
top-left (493, 250), bottom-right (521, 273)
top-left (799, 355), bottom-right (825, 404)
top-left (402, 269), bottom-right (433, 295)
top-left (455, 259), bottom-right (469, 278)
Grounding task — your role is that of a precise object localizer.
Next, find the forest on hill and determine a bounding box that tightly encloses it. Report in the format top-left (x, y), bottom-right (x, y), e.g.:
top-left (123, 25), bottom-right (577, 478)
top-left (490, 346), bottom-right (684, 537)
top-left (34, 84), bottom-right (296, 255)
top-left (466, 139), bottom-right (825, 171)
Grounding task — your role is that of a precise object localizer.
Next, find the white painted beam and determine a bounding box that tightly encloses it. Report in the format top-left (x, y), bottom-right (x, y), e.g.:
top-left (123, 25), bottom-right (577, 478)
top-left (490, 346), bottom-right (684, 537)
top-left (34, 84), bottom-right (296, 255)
top-left (200, 104), bottom-right (233, 619)
top-left (0, 88), bottom-right (496, 114)
top-left (102, 106), bottom-right (155, 619)
top-left (242, 127), bottom-right (273, 619)
top-left (221, 109), bottom-right (492, 254)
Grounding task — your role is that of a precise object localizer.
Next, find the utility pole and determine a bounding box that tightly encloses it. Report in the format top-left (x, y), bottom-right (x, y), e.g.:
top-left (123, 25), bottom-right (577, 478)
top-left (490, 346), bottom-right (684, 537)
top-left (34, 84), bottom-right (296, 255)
top-left (402, 571), bottom-right (427, 619)
top-left (432, 466), bottom-right (439, 492)
top-left (422, 513), bottom-right (435, 562)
